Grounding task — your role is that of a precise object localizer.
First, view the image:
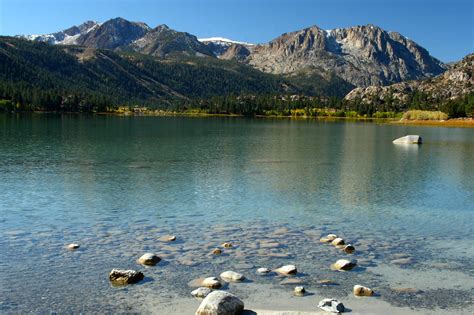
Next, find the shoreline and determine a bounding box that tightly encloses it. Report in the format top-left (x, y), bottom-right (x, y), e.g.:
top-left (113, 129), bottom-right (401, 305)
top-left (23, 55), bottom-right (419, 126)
top-left (140, 283), bottom-right (474, 315)
top-left (6, 111), bottom-right (472, 128)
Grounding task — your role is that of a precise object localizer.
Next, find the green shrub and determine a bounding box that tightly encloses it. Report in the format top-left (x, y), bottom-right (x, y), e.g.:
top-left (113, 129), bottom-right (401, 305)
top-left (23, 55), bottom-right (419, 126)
top-left (402, 110), bottom-right (448, 120)
top-left (0, 99), bottom-right (15, 112)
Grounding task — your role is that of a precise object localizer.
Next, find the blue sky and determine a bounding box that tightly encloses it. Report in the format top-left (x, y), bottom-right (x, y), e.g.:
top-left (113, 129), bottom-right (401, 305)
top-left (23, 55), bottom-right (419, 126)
top-left (0, 0), bottom-right (472, 62)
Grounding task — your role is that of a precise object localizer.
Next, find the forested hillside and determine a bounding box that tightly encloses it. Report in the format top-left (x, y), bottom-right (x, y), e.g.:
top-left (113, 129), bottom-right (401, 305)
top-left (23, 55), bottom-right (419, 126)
top-left (0, 36), bottom-right (353, 112)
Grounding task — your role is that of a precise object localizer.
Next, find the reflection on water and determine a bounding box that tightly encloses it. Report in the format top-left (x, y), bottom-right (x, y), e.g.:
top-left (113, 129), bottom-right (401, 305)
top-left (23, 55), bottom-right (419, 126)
top-left (0, 114), bottom-right (473, 313)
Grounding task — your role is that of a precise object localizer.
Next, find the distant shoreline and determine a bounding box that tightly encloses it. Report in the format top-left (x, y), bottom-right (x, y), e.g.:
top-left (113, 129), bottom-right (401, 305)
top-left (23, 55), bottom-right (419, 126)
top-left (3, 111), bottom-right (473, 128)
top-left (83, 112), bottom-right (474, 128)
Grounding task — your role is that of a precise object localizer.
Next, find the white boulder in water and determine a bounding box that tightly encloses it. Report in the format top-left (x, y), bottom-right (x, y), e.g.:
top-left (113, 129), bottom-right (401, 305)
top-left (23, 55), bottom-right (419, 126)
top-left (66, 243), bottom-right (80, 250)
top-left (393, 135), bottom-right (422, 144)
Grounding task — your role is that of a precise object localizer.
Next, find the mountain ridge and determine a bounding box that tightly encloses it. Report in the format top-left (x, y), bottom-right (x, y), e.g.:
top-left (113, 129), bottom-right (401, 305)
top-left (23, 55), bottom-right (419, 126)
top-left (18, 18), bottom-right (447, 88)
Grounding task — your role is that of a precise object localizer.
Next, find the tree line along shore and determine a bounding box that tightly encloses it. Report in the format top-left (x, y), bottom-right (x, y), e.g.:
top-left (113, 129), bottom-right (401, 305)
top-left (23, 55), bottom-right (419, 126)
top-left (1, 92), bottom-right (473, 122)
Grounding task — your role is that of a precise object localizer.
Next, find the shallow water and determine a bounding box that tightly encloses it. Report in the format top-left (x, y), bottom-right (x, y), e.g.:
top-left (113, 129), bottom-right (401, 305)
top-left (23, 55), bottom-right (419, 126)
top-left (0, 114), bottom-right (473, 313)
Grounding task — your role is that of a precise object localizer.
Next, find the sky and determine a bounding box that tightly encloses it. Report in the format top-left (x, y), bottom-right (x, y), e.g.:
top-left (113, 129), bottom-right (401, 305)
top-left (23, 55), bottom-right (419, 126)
top-left (0, 0), bottom-right (472, 62)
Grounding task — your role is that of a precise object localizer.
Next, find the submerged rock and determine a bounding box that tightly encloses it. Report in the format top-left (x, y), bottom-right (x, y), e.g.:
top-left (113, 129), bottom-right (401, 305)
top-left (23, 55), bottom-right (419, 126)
top-left (66, 243), bottom-right (80, 250)
top-left (220, 271), bottom-right (245, 282)
top-left (275, 264), bottom-right (297, 275)
top-left (191, 287), bottom-right (213, 298)
top-left (330, 259), bottom-right (357, 271)
top-left (320, 234), bottom-right (338, 243)
top-left (196, 290), bottom-right (244, 315)
top-left (331, 238), bottom-right (345, 246)
top-left (391, 258), bottom-right (413, 265)
top-left (353, 285), bottom-right (374, 296)
top-left (391, 287), bottom-right (423, 294)
top-left (317, 298), bottom-right (345, 313)
top-left (212, 248), bottom-right (222, 255)
top-left (137, 253), bottom-right (161, 266)
top-left (393, 135), bottom-right (422, 144)
top-left (257, 267), bottom-right (271, 274)
top-left (159, 235), bottom-right (176, 242)
top-left (108, 269), bottom-right (144, 285)
top-left (342, 244), bottom-right (355, 254)
top-left (202, 277), bottom-right (222, 289)
top-left (280, 278), bottom-right (305, 285)
top-left (294, 286), bottom-right (306, 296)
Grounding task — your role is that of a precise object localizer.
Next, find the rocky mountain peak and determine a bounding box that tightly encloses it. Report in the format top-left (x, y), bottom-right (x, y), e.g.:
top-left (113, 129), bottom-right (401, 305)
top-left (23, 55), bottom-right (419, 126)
top-left (241, 23), bottom-right (446, 87)
top-left (129, 24), bottom-right (213, 57)
top-left (18, 20), bottom-right (448, 89)
top-left (266, 25), bottom-right (328, 52)
top-left (75, 17), bottom-right (150, 49)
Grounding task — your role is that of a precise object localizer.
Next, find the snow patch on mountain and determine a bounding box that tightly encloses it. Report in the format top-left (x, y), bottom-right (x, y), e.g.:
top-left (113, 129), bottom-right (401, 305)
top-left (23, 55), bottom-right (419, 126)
top-left (198, 37), bottom-right (255, 46)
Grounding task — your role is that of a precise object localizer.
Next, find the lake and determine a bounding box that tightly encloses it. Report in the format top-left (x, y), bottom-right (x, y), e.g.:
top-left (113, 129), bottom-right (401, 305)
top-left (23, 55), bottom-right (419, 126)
top-left (0, 114), bottom-right (473, 314)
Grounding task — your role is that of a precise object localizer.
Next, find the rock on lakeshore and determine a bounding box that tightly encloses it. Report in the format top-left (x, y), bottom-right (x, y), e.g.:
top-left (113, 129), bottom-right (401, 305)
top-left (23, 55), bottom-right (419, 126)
top-left (137, 253), bottom-right (161, 266)
top-left (196, 290), bottom-right (244, 315)
top-left (108, 269), bottom-right (144, 285)
top-left (318, 298), bottom-right (345, 313)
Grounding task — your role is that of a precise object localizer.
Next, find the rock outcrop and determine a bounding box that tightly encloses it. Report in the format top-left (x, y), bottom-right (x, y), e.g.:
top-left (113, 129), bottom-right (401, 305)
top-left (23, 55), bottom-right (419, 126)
top-left (344, 54), bottom-right (473, 107)
top-left (240, 25), bottom-right (446, 87)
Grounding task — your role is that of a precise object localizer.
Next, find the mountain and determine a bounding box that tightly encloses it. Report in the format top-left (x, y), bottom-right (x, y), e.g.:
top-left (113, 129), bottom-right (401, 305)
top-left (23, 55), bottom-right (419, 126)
top-left (234, 24), bottom-right (447, 87)
top-left (21, 20), bottom-right (100, 45)
top-left (198, 37), bottom-right (255, 57)
top-left (20, 17), bottom-right (211, 57)
top-left (75, 17), bottom-right (150, 50)
top-left (19, 19), bottom-right (447, 88)
top-left (344, 53), bottom-right (473, 112)
top-left (3, 36), bottom-right (344, 109)
top-left (130, 25), bottom-right (214, 57)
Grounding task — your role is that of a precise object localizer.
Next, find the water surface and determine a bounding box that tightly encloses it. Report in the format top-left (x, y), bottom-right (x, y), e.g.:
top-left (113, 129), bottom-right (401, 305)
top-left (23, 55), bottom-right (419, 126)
top-left (0, 114), bottom-right (473, 313)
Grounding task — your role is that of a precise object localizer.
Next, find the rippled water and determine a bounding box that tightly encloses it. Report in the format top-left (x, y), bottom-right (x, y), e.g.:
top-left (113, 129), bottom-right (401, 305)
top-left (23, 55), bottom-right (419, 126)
top-left (0, 114), bottom-right (473, 313)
